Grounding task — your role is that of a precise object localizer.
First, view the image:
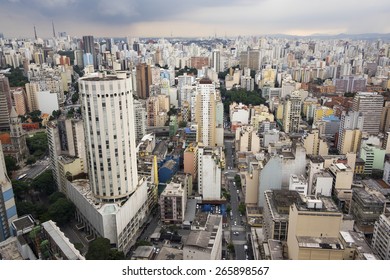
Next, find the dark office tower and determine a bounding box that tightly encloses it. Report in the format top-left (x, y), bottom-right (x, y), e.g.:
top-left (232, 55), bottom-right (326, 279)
top-left (34, 26), bottom-right (37, 40)
top-left (52, 21), bottom-right (56, 38)
top-left (82, 35), bottom-right (96, 68)
top-left (133, 42), bottom-right (140, 54)
top-left (0, 75), bottom-right (11, 131)
top-left (136, 63), bottom-right (152, 99)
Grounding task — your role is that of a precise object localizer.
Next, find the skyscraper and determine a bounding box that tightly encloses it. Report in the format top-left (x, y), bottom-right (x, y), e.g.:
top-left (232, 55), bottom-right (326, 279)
top-left (79, 72), bottom-right (138, 201)
top-left (0, 141), bottom-right (17, 242)
top-left (352, 92), bottom-right (384, 134)
top-left (211, 49), bottom-right (221, 73)
top-left (82, 35), bottom-right (96, 69)
top-left (136, 63), bottom-right (152, 99)
top-left (282, 90), bottom-right (302, 134)
top-left (0, 74), bottom-right (11, 131)
top-left (195, 78), bottom-right (216, 146)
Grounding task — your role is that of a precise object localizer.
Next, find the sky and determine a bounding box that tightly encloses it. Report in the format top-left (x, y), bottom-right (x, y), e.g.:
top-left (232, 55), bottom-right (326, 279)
top-left (1, 0), bottom-right (390, 38)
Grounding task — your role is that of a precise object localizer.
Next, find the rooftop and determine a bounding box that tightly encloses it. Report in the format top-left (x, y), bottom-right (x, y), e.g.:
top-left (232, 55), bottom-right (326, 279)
top-left (11, 215), bottom-right (35, 233)
top-left (0, 237), bottom-right (23, 260)
top-left (297, 236), bottom-right (343, 250)
top-left (155, 246), bottom-right (183, 260)
top-left (132, 246), bottom-right (154, 259)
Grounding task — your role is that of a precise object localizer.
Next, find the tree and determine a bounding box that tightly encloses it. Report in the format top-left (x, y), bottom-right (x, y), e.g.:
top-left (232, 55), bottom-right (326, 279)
top-left (48, 191), bottom-right (66, 204)
top-left (238, 202), bottom-right (246, 216)
top-left (226, 205), bottom-right (232, 213)
top-left (48, 198), bottom-right (75, 225)
top-left (26, 156), bottom-right (36, 165)
top-left (86, 237), bottom-right (126, 260)
top-left (234, 174), bottom-right (242, 189)
top-left (52, 109), bottom-right (61, 119)
top-left (71, 92), bottom-right (79, 104)
top-left (31, 170), bottom-right (56, 195)
top-left (4, 156), bottom-right (18, 177)
top-left (11, 179), bottom-right (30, 200)
top-left (26, 132), bottom-right (48, 159)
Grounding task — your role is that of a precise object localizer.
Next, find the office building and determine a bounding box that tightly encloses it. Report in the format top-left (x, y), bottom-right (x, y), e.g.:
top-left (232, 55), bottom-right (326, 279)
top-left (211, 50), bottom-right (221, 73)
top-left (11, 88), bottom-right (27, 116)
top-left (82, 35), bottom-right (96, 68)
top-left (136, 63), bottom-right (152, 99)
top-left (352, 92), bottom-right (384, 134)
top-left (287, 196), bottom-right (344, 260)
top-left (79, 72), bottom-right (138, 201)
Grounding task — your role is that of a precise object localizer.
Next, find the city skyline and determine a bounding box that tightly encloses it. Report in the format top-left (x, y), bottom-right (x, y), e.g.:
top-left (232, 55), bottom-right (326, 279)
top-left (1, 0), bottom-right (390, 38)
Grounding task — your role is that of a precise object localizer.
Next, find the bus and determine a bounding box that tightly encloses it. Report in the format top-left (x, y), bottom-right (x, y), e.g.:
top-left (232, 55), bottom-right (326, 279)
top-left (17, 173), bottom-right (27, 180)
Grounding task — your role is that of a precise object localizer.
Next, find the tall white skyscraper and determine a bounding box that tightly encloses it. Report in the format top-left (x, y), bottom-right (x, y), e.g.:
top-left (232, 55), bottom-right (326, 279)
top-left (195, 78), bottom-right (216, 147)
top-left (79, 72), bottom-right (138, 202)
top-left (211, 49), bottom-right (221, 73)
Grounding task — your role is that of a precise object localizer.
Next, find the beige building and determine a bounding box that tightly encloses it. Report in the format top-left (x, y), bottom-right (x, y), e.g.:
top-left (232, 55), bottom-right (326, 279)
top-left (195, 78), bottom-right (216, 146)
top-left (160, 182), bottom-right (187, 224)
top-left (183, 143), bottom-right (198, 182)
top-left (243, 161), bottom-right (262, 205)
top-left (183, 214), bottom-right (222, 260)
top-left (25, 82), bottom-right (39, 112)
top-left (287, 196), bottom-right (344, 260)
top-left (235, 125), bottom-right (261, 153)
top-left (338, 129), bottom-right (362, 154)
top-left (12, 88), bottom-right (27, 116)
top-left (303, 130), bottom-right (328, 156)
top-left (57, 156), bottom-right (84, 195)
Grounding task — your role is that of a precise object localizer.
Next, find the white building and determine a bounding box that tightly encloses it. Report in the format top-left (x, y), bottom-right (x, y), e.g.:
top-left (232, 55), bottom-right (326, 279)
top-left (198, 146), bottom-right (222, 201)
top-left (372, 213), bottom-right (390, 260)
top-left (289, 174), bottom-right (308, 195)
top-left (36, 90), bottom-right (59, 114)
top-left (79, 72), bottom-right (139, 201)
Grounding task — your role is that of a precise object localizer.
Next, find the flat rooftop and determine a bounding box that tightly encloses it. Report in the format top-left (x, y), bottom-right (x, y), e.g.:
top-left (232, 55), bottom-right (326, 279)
top-left (11, 215), bottom-right (35, 232)
top-left (0, 237), bottom-right (23, 260)
top-left (297, 236), bottom-right (343, 250)
top-left (155, 246), bottom-right (183, 260)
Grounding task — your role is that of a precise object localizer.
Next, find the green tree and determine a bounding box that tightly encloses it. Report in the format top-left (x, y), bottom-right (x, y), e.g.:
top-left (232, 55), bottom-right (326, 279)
top-left (11, 179), bottom-right (30, 200)
top-left (86, 237), bottom-right (125, 260)
top-left (26, 131), bottom-right (48, 158)
top-left (71, 92), bottom-right (79, 104)
top-left (238, 202), bottom-right (246, 216)
top-left (48, 198), bottom-right (75, 225)
top-left (31, 170), bottom-right (56, 195)
top-left (226, 205), bottom-right (232, 213)
top-left (26, 156), bottom-right (36, 165)
top-left (4, 156), bottom-right (18, 177)
top-left (234, 174), bottom-right (242, 188)
top-left (48, 191), bottom-right (66, 204)
top-left (227, 243), bottom-right (235, 254)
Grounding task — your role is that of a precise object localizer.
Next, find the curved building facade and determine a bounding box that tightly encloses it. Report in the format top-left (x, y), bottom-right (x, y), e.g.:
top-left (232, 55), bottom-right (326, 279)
top-left (80, 72), bottom-right (138, 201)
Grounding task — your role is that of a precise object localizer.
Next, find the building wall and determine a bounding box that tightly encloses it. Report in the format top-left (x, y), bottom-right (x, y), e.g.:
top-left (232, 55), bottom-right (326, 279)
top-left (80, 72), bottom-right (138, 201)
top-left (198, 147), bottom-right (221, 201)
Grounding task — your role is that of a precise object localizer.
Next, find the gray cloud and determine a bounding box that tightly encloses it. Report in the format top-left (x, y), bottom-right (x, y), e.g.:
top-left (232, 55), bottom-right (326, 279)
top-left (0, 0), bottom-right (389, 37)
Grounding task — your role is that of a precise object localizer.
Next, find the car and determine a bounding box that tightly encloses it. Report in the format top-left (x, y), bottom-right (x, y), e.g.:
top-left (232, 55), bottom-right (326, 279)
top-left (233, 231), bottom-right (239, 236)
top-left (234, 221), bottom-right (237, 226)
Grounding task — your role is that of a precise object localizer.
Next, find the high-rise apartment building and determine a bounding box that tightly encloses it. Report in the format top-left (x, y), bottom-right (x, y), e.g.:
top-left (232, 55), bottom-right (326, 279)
top-left (352, 92), bottom-right (384, 134)
top-left (136, 63), bottom-right (152, 99)
top-left (337, 111), bottom-right (364, 154)
top-left (11, 88), bottom-right (26, 116)
top-left (211, 50), bottom-right (221, 73)
top-left (195, 78), bottom-right (216, 146)
top-left (282, 90), bottom-right (302, 134)
top-left (0, 141), bottom-right (17, 242)
top-left (133, 99), bottom-right (146, 143)
top-left (25, 82), bottom-right (39, 112)
top-left (0, 74), bottom-right (11, 131)
top-left (79, 72), bottom-right (138, 201)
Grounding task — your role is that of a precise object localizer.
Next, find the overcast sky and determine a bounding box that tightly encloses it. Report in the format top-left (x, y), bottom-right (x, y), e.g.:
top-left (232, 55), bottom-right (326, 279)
top-left (1, 0), bottom-right (389, 38)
